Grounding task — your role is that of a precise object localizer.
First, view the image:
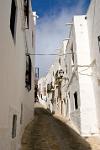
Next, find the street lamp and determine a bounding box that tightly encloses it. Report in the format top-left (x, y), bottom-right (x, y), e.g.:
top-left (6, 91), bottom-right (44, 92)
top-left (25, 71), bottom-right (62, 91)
top-left (59, 69), bottom-right (64, 78)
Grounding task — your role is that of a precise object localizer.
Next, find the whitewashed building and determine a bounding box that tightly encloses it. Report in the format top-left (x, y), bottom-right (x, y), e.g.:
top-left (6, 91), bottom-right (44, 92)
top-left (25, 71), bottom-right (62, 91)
top-left (0, 0), bottom-right (36, 149)
top-left (45, 15), bottom-right (99, 136)
top-left (57, 40), bottom-right (68, 117)
top-left (65, 15), bottom-right (98, 136)
top-left (87, 0), bottom-right (100, 134)
top-left (38, 0), bottom-right (100, 137)
top-left (38, 77), bottom-right (47, 107)
top-left (45, 41), bottom-right (67, 116)
top-left (46, 64), bottom-right (57, 113)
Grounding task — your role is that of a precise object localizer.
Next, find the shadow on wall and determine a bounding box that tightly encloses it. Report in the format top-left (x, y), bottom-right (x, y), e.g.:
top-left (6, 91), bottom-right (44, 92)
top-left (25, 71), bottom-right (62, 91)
top-left (21, 106), bottom-right (91, 150)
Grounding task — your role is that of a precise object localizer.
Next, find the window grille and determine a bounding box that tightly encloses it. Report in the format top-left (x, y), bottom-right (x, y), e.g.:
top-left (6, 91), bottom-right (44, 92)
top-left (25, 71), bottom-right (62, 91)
top-left (74, 92), bottom-right (78, 109)
top-left (71, 44), bottom-right (74, 63)
top-left (24, 0), bottom-right (29, 28)
top-left (25, 55), bottom-right (32, 91)
top-left (20, 104), bottom-right (23, 124)
top-left (12, 114), bottom-right (17, 138)
top-left (98, 36), bottom-right (100, 52)
top-left (10, 0), bottom-right (17, 41)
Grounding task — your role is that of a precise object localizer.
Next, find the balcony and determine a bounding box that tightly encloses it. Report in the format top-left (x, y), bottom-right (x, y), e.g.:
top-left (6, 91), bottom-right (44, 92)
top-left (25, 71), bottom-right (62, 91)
top-left (55, 69), bottom-right (64, 85)
top-left (47, 82), bottom-right (54, 93)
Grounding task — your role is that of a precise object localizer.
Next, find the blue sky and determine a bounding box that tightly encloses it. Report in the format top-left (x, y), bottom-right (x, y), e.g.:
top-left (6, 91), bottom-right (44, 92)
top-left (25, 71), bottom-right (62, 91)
top-left (32, 0), bottom-right (91, 17)
top-left (32, 0), bottom-right (91, 77)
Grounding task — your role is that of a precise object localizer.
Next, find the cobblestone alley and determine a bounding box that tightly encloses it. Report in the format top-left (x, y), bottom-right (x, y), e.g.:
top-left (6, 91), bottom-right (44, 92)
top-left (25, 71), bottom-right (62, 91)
top-left (21, 104), bottom-right (93, 150)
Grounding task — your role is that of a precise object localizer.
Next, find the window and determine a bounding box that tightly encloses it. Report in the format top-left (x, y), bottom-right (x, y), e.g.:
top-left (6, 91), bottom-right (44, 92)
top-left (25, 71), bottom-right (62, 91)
top-left (71, 44), bottom-right (74, 63)
top-left (35, 84), bottom-right (38, 99)
top-left (25, 55), bottom-right (32, 91)
top-left (32, 31), bottom-right (34, 47)
top-left (47, 84), bottom-right (51, 93)
top-left (97, 79), bottom-right (100, 86)
top-left (66, 65), bottom-right (67, 74)
top-left (12, 114), bottom-right (17, 138)
top-left (20, 104), bottom-right (23, 124)
top-left (38, 84), bottom-right (41, 96)
top-left (44, 87), bottom-right (46, 96)
top-left (24, 0), bottom-right (29, 28)
top-left (35, 67), bottom-right (39, 79)
top-left (98, 36), bottom-right (100, 52)
top-left (10, 0), bottom-right (17, 40)
top-left (68, 92), bottom-right (70, 98)
top-left (41, 94), bottom-right (42, 99)
top-left (74, 92), bottom-right (78, 109)
top-left (59, 58), bottom-right (61, 65)
top-left (58, 83), bottom-right (61, 98)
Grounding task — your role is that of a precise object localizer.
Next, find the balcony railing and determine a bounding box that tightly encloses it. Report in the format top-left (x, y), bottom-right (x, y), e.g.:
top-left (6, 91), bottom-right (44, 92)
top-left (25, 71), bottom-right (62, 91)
top-left (47, 82), bottom-right (54, 93)
top-left (25, 55), bottom-right (32, 91)
top-left (55, 69), bottom-right (64, 84)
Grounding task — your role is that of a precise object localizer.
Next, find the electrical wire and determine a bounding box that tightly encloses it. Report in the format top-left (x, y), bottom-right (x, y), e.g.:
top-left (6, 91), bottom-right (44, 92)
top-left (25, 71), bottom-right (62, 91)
top-left (78, 66), bottom-right (91, 73)
top-left (26, 53), bottom-right (73, 56)
top-left (79, 72), bottom-right (95, 77)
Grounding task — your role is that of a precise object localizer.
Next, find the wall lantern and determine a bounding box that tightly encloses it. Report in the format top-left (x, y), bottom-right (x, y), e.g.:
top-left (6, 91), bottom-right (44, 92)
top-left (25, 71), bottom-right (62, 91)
top-left (59, 69), bottom-right (64, 78)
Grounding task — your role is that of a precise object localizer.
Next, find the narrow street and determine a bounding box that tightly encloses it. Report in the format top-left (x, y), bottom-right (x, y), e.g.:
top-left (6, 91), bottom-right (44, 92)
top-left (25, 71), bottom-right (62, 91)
top-left (21, 104), bottom-right (91, 150)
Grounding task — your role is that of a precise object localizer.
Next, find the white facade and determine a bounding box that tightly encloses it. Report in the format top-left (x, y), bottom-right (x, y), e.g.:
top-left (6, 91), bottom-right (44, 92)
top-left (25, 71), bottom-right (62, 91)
top-left (45, 14), bottom-right (99, 136)
top-left (45, 41), bottom-right (68, 115)
top-left (37, 0), bottom-right (100, 137)
top-left (66, 15), bottom-right (98, 136)
top-left (46, 68), bottom-right (53, 112)
top-left (46, 63), bottom-right (57, 113)
top-left (0, 0), bottom-right (36, 149)
top-left (59, 40), bottom-right (68, 117)
top-left (38, 77), bottom-right (47, 108)
top-left (87, 0), bottom-right (100, 133)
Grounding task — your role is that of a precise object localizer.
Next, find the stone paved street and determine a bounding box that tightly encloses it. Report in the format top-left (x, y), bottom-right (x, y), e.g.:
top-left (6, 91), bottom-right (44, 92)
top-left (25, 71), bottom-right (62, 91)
top-left (21, 104), bottom-right (91, 150)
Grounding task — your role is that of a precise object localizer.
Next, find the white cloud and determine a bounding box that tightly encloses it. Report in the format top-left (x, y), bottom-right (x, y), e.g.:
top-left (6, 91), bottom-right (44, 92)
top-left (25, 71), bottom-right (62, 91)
top-left (35, 2), bottom-right (85, 77)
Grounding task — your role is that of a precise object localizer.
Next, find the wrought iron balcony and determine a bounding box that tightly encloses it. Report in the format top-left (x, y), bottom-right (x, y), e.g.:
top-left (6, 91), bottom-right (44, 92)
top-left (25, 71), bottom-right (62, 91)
top-left (47, 82), bottom-right (54, 93)
top-left (55, 69), bottom-right (64, 84)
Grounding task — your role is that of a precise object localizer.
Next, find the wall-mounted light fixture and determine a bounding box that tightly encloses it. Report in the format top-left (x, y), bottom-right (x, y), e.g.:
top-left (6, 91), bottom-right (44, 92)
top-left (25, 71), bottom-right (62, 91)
top-left (59, 69), bottom-right (64, 78)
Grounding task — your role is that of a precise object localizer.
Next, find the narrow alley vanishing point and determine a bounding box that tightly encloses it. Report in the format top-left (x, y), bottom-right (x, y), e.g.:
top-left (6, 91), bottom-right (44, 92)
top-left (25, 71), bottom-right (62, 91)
top-left (21, 104), bottom-right (91, 150)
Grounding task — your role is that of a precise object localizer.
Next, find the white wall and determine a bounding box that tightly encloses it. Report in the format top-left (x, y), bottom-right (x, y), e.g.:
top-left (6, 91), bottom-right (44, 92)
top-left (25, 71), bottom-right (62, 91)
top-left (46, 66), bottom-right (55, 112)
top-left (65, 23), bottom-right (81, 132)
top-left (60, 40), bottom-right (68, 117)
top-left (38, 77), bottom-right (47, 108)
top-left (22, 1), bottom-right (35, 132)
top-left (74, 15), bottom-right (98, 135)
top-left (0, 0), bottom-right (35, 149)
top-left (65, 15), bottom-right (98, 136)
top-left (87, 0), bottom-right (100, 132)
